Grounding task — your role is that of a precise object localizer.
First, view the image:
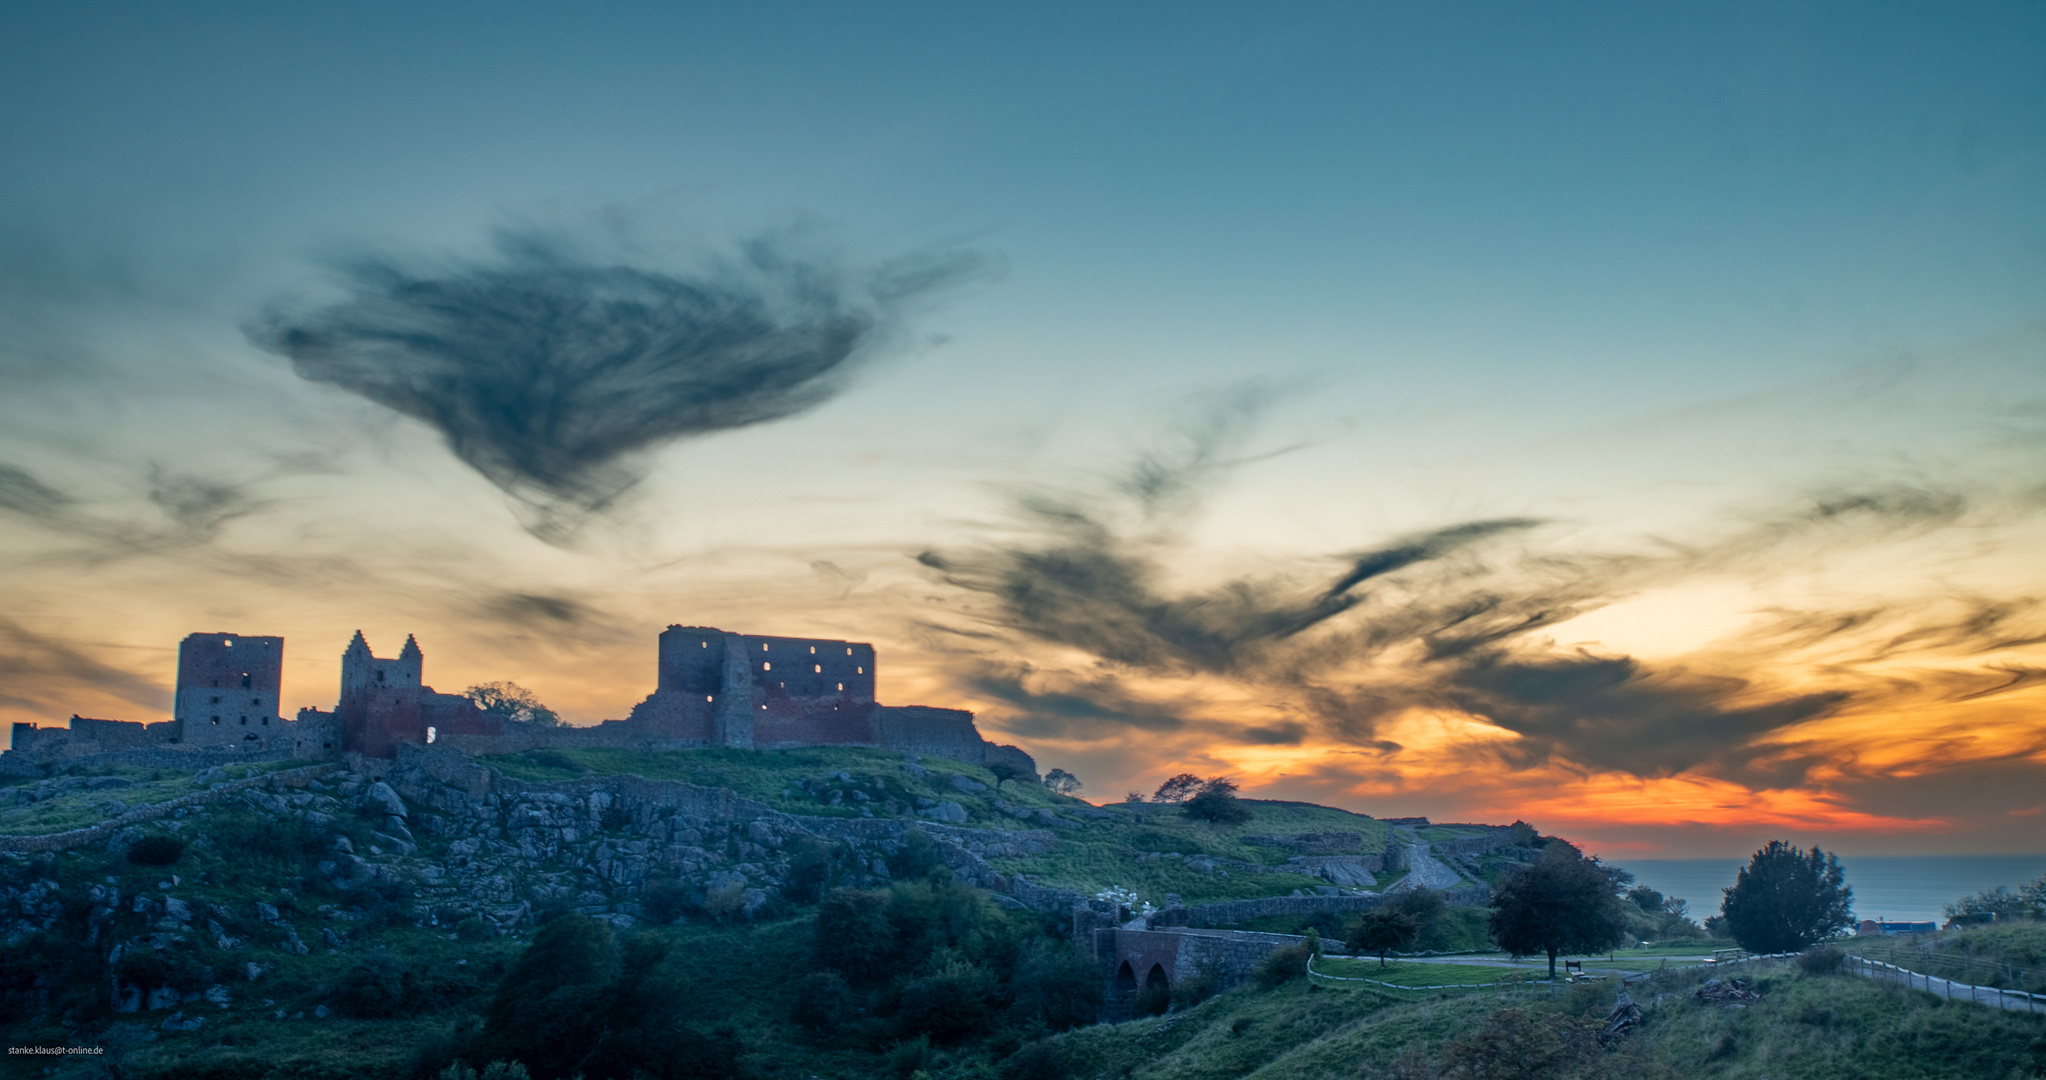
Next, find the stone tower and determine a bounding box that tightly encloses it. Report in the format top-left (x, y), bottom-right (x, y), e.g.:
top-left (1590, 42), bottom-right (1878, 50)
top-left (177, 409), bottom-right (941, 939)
top-left (172, 632), bottom-right (284, 748)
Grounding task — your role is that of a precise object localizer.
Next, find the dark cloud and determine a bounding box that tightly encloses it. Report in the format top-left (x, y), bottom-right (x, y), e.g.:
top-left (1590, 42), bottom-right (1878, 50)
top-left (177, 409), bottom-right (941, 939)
top-left (484, 592), bottom-right (592, 626)
top-left (1437, 651), bottom-right (1848, 777)
top-left (145, 467), bottom-right (253, 540)
top-left (249, 231), bottom-right (986, 540)
top-left (1239, 721), bottom-right (1308, 745)
top-left (918, 412), bottom-right (2005, 783)
top-left (964, 665), bottom-right (1190, 737)
top-left (0, 618), bottom-right (168, 717)
top-left (0, 462), bottom-right (73, 521)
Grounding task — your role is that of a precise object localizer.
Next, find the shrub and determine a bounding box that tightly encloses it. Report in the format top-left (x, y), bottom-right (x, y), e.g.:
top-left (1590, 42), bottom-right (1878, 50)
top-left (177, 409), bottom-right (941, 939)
top-left (1169, 963), bottom-right (1222, 1010)
top-left (1010, 1039), bottom-right (1070, 1080)
top-left (335, 954), bottom-right (410, 1018)
top-left (640, 879), bottom-right (693, 925)
top-left (816, 889), bottom-right (895, 982)
top-left (896, 956), bottom-right (997, 1041)
top-left (1797, 944), bottom-right (1845, 976)
top-left (793, 970), bottom-right (854, 1032)
top-left (1010, 938), bottom-right (1104, 1030)
top-left (1131, 980), bottom-right (1172, 1016)
top-left (1254, 942), bottom-right (1312, 987)
top-left (1181, 778), bottom-right (1252, 825)
top-left (702, 881), bottom-right (748, 924)
top-left (455, 917), bottom-right (496, 943)
top-left (125, 835), bottom-right (185, 867)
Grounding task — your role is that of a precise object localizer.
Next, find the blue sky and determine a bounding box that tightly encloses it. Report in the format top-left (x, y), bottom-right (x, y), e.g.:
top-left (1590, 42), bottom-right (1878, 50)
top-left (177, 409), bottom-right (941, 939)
top-left (2, 1), bottom-right (2043, 854)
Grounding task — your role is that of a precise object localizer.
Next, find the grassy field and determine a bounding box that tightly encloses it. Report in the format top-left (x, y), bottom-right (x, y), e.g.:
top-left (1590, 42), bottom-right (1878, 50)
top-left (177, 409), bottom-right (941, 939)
top-left (1314, 957), bottom-right (1548, 987)
top-left (1045, 956), bottom-right (2046, 1080)
top-left (0, 760), bottom-right (309, 836)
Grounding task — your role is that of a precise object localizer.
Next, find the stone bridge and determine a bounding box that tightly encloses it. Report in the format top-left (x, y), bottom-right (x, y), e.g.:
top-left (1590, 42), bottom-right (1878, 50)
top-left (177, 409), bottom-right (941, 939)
top-left (1084, 923), bottom-right (1338, 1013)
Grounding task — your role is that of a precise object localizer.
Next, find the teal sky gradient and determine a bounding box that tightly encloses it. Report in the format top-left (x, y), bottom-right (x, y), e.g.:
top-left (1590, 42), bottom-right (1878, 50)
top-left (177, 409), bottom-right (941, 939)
top-left (2, 2), bottom-right (2042, 856)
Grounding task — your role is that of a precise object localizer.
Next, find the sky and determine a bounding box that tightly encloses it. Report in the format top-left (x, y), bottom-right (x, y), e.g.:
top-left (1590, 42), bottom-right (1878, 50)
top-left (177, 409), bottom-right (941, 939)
top-left (2, 1), bottom-right (2042, 858)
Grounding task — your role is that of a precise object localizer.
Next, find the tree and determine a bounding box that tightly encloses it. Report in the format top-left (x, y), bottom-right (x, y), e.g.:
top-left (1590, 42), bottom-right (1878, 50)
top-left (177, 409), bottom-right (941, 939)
top-left (465, 681), bottom-right (560, 726)
top-left (1945, 874), bottom-right (2045, 925)
top-left (1720, 840), bottom-right (1853, 953)
top-left (1624, 886), bottom-right (1664, 913)
top-left (1487, 842), bottom-right (1629, 978)
top-left (1043, 768), bottom-right (1083, 796)
top-left (1350, 908), bottom-right (1420, 967)
top-left (1182, 777), bottom-right (1251, 825)
top-left (1152, 773), bottom-right (1203, 803)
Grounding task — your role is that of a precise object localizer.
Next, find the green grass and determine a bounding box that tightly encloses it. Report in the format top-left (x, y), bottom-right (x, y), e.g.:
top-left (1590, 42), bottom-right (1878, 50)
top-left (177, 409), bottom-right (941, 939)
top-left (0, 760), bottom-right (310, 836)
top-left (472, 748), bottom-right (1393, 905)
top-left (1041, 957), bottom-right (2046, 1080)
top-left (1315, 957), bottom-right (1547, 988)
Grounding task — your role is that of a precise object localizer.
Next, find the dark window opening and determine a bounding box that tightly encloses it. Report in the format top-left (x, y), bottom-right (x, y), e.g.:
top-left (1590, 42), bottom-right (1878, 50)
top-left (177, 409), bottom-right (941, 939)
top-left (241, 673), bottom-right (251, 688)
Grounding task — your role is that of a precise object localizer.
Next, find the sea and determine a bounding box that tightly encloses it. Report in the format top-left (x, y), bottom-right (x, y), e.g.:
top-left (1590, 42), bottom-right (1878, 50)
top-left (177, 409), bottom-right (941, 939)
top-left (1610, 854), bottom-right (2046, 925)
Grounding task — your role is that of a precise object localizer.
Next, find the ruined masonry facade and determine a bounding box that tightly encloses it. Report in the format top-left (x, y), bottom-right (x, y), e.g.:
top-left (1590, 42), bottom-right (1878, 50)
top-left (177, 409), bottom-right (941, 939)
top-left (7, 625), bottom-right (1025, 773)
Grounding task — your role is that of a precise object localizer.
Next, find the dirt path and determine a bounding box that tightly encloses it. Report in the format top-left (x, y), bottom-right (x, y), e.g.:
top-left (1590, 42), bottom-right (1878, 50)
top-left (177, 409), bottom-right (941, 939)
top-left (1385, 830), bottom-right (1463, 893)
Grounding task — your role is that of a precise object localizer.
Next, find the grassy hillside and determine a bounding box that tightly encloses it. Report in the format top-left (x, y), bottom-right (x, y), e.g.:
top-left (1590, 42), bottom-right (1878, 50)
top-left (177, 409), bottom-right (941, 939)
top-left (1043, 954), bottom-right (2046, 1080)
top-left (14, 749), bottom-right (2025, 1079)
top-left (479, 746), bottom-right (1388, 905)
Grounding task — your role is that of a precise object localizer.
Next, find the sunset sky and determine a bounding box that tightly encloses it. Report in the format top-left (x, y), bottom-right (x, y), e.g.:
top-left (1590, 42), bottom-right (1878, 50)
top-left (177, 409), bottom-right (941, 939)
top-left (3, 2), bottom-right (2042, 857)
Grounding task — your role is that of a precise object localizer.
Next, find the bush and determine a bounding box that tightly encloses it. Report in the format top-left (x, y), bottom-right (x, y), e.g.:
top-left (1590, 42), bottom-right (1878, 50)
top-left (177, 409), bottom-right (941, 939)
top-left (896, 956), bottom-right (997, 1041)
top-left (1169, 963), bottom-right (1222, 1010)
top-left (1181, 778), bottom-right (1252, 825)
top-left (1009, 1040), bottom-right (1070, 1080)
top-left (1254, 943), bottom-right (1312, 987)
top-left (1010, 939), bottom-right (1104, 1030)
top-left (335, 955), bottom-right (410, 1018)
top-left (125, 835), bottom-right (185, 866)
top-left (640, 880), bottom-right (694, 925)
top-left (1797, 944), bottom-right (1846, 976)
top-left (816, 889), bottom-right (896, 982)
top-left (1131, 981), bottom-right (1172, 1017)
top-left (794, 970), bottom-right (854, 1032)
top-left (455, 917), bottom-right (496, 943)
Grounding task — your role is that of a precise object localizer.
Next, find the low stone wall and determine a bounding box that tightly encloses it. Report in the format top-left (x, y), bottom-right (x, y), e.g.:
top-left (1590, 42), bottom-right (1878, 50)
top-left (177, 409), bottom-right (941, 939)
top-left (1186, 884), bottom-right (1492, 927)
top-left (1430, 832), bottom-right (1521, 858)
top-left (0, 744), bottom-right (302, 779)
top-left (0, 763), bottom-right (344, 853)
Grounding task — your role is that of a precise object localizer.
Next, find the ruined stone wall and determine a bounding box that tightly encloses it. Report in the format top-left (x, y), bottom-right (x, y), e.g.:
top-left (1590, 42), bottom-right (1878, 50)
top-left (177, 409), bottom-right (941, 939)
top-left (877, 706), bottom-right (988, 764)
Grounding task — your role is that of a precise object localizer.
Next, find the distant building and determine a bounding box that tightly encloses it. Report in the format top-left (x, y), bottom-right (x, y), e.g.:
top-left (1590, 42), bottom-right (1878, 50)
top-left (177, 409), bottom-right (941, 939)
top-left (1857, 919), bottom-right (1938, 936)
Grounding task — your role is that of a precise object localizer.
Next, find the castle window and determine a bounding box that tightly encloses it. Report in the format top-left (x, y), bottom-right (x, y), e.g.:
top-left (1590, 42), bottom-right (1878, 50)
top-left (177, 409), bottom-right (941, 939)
top-left (211, 696), bottom-right (220, 704)
top-left (857, 667), bottom-right (864, 674)
top-left (762, 662), bottom-right (771, 671)
top-left (241, 673), bottom-right (251, 688)
top-left (813, 664), bottom-right (821, 673)
top-left (262, 717), bottom-right (269, 726)
top-left (240, 716), bottom-right (247, 725)
top-left (427, 726), bottom-right (437, 744)
top-left (846, 648), bottom-right (852, 655)
top-left (706, 695), bottom-right (713, 702)
top-left (224, 639), bottom-right (234, 648)
top-left (837, 683), bottom-right (844, 691)
top-left (210, 716), bottom-right (219, 725)
top-left (761, 643), bottom-right (769, 651)
top-left (810, 646), bottom-right (816, 654)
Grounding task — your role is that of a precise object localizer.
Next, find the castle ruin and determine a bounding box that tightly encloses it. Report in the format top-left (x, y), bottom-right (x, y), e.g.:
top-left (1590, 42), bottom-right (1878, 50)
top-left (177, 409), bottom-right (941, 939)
top-left (6, 625), bottom-right (1030, 774)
